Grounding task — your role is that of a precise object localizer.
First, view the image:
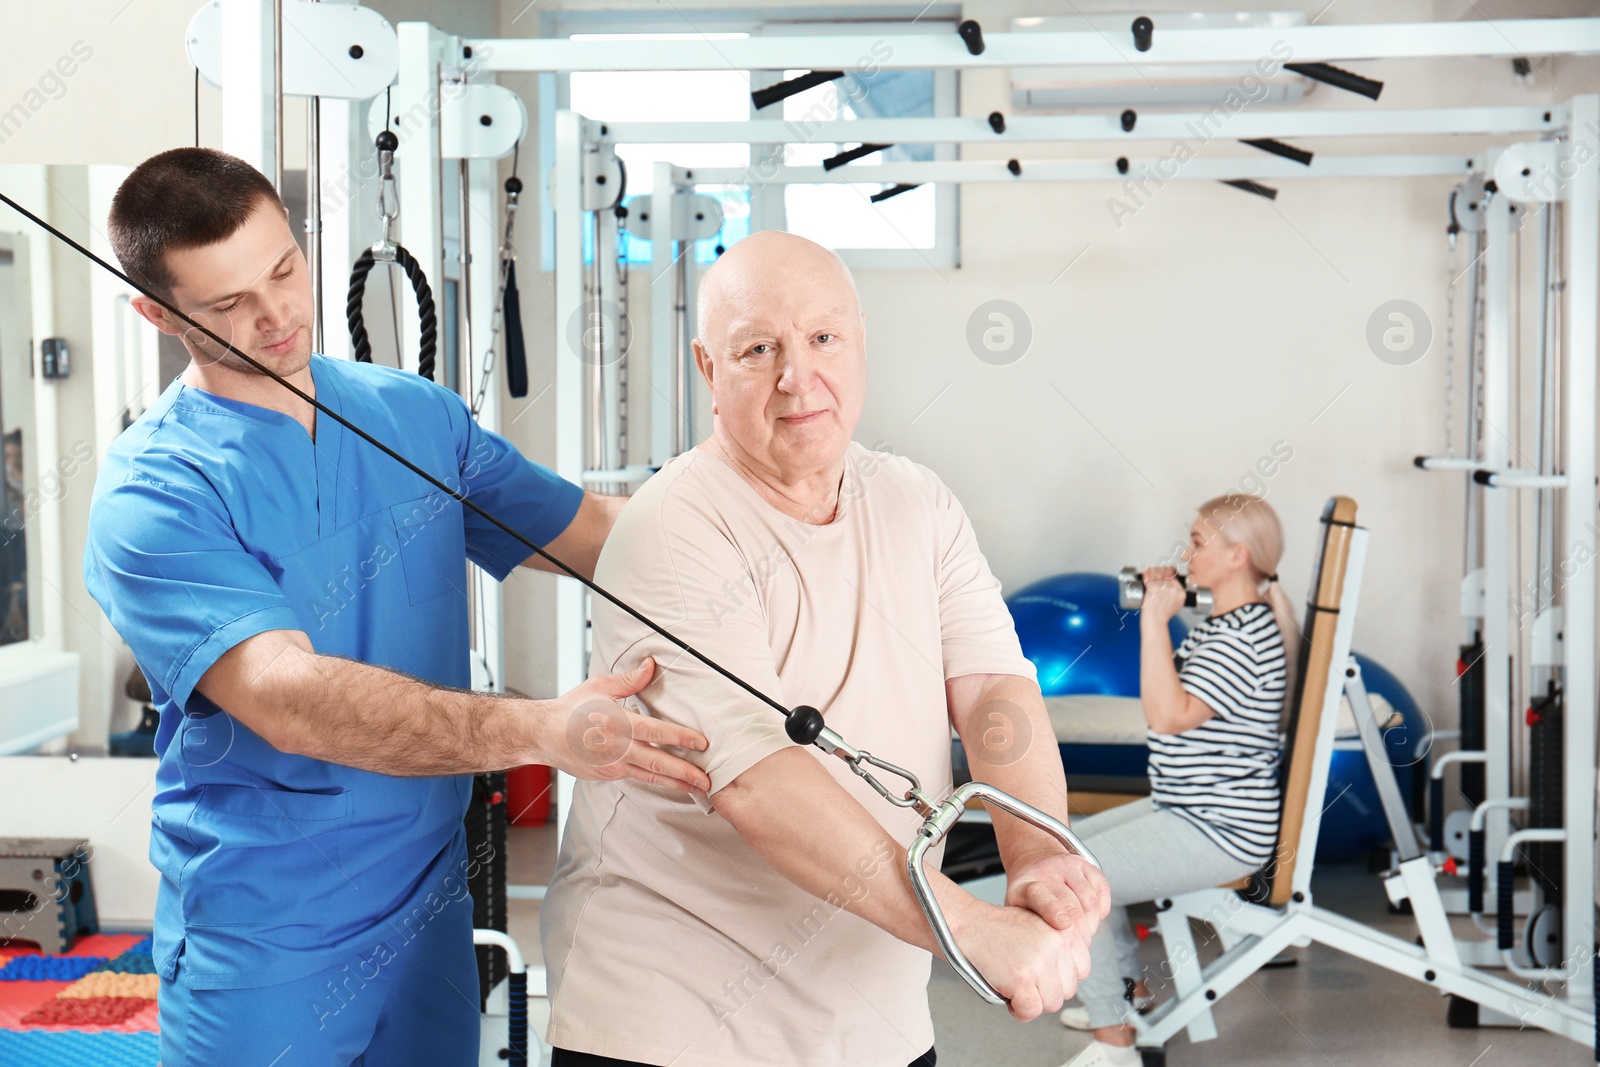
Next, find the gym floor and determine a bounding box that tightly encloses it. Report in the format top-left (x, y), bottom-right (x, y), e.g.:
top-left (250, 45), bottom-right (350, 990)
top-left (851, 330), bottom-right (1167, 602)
top-left (506, 825), bottom-right (1585, 1067)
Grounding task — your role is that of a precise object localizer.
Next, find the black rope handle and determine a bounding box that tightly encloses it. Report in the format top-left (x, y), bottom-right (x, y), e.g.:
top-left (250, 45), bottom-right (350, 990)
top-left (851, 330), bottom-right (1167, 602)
top-left (347, 244), bottom-right (438, 381)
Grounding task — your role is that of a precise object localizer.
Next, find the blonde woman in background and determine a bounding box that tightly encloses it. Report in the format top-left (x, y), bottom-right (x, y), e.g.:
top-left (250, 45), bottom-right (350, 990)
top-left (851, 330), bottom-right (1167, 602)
top-left (1061, 494), bottom-right (1299, 1067)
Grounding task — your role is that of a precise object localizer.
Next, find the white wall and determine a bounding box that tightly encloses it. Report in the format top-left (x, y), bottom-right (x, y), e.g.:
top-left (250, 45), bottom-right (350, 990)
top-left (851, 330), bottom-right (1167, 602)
top-left (1, 0), bottom-right (1597, 739)
top-left (0, 755), bottom-right (158, 929)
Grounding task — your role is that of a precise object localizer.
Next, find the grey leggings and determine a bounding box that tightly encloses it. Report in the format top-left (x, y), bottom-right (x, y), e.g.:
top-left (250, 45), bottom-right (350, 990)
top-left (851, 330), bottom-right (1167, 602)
top-left (1072, 798), bottom-right (1257, 1029)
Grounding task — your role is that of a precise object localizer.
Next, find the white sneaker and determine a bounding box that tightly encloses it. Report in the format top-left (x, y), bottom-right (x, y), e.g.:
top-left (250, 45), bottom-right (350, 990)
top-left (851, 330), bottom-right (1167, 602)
top-left (1058, 993), bottom-right (1154, 1031)
top-left (1060, 1040), bottom-right (1142, 1067)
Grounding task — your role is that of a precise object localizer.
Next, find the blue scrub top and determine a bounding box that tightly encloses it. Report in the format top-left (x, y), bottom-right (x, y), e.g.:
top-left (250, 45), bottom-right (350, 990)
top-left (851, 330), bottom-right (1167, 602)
top-left (84, 355), bottom-right (583, 990)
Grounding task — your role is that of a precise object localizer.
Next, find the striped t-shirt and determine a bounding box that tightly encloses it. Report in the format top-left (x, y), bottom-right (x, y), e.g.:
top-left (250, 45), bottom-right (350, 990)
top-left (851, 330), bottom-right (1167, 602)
top-left (1148, 602), bottom-right (1287, 866)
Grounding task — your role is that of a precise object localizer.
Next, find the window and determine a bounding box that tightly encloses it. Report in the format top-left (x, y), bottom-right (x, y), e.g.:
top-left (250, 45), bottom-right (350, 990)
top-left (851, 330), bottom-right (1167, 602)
top-left (563, 34), bottom-right (751, 267)
top-left (776, 68), bottom-right (943, 252)
top-left (545, 16), bottom-right (959, 270)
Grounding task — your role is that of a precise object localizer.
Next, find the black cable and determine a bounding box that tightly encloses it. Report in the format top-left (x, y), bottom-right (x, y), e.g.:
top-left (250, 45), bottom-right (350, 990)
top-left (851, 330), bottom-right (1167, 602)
top-left (0, 188), bottom-right (791, 722)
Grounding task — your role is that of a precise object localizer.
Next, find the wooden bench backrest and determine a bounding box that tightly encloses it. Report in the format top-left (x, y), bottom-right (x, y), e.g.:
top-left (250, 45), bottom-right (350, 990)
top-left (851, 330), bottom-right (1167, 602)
top-left (1264, 496), bottom-right (1360, 906)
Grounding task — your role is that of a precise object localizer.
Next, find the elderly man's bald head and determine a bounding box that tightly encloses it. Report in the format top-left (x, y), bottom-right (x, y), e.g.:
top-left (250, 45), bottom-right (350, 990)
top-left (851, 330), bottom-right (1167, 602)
top-left (690, 230), bottom-right (868, 489)
top-left (696, 231), bottom-right (859, 341)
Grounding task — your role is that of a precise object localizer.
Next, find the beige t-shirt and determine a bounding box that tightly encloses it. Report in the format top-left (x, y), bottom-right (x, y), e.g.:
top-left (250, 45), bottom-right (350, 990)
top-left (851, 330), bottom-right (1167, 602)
top-left (541, 442), bottom-right (1036, 1067)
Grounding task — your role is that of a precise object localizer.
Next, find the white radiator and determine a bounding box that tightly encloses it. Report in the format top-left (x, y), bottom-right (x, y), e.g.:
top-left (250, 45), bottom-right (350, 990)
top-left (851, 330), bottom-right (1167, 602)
top-left (0, 652), bottom-right (80, 755)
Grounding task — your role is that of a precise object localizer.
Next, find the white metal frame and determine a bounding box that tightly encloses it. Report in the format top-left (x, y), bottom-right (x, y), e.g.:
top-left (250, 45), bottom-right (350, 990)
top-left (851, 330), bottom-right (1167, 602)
top-left (469, 20), bottom-right (1600, 72)
top-left (546, 21), bottom-right (963, 271)
top-left (1412, 126), bottom-right (1600, 985)
top-left (536, 88), bottom-right (1596, 1067)
top-left (270, 14), bottom-right (1600, 1055)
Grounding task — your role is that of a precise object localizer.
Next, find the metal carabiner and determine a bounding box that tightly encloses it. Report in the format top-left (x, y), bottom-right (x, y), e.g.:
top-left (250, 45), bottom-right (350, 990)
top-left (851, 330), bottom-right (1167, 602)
top-left (373, 129), bottom-right (401, 260)
top-left (786, 705), bottom-right (1103, 1006)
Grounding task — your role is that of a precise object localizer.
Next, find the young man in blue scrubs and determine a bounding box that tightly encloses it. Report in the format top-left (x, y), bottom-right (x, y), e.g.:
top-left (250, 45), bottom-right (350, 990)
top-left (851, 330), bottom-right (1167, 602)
top-left (83, 148), bottom-right (711, 1067)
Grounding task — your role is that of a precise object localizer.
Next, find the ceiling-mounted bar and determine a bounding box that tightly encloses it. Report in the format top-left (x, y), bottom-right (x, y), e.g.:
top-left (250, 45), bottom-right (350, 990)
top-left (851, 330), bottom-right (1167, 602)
top-left (466, 19), bottom-right (1600, 73)
top-left (686, 154), bottom-right (1475, 186)
top-left (595, 107), bottom-right (1561, 145)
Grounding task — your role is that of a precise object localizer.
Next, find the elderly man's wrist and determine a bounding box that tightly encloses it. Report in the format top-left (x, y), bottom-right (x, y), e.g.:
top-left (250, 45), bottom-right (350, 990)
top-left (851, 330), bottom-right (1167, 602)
top-left (1003, 836), bottom-right (1074, 874)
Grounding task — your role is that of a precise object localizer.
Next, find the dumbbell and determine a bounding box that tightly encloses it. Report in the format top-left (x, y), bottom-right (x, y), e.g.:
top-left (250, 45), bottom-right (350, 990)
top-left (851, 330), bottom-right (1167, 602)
top-left (1118, 566), bottom-right (1213, 613)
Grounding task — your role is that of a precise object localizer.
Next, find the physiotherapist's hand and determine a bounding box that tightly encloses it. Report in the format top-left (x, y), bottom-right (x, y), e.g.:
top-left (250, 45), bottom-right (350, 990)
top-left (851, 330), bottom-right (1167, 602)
top-left (538, 657), bottom-right (713, 794)
top-left (1005, 849), bottom-right (1111, 972)
top-left (1140, 565), bottom-right (1186, 623)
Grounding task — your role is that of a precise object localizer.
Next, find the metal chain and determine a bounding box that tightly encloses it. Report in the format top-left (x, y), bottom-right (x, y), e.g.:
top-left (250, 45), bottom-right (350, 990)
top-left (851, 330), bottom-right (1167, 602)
top-left (470, 187), bottom-right (519, 417)
top-left (1472, 238), bottom-right (1488, 449)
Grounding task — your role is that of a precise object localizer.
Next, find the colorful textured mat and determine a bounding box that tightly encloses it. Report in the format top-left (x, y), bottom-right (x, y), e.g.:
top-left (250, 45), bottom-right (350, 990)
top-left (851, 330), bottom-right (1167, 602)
top-left (0, 933), bottom-right (159, 1067)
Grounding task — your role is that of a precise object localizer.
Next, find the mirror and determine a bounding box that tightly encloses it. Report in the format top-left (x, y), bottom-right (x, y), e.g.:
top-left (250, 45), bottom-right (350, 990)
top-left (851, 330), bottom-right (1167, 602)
top-left (0, 232), bottom-right (39, 646)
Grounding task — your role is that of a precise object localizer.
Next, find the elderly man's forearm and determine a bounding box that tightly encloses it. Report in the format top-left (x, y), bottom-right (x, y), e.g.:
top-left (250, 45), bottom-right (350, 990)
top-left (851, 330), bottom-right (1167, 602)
top-left (714, 748), bottom-right (977, 958)
top-left (949, 673), bottom-right (1074, 870)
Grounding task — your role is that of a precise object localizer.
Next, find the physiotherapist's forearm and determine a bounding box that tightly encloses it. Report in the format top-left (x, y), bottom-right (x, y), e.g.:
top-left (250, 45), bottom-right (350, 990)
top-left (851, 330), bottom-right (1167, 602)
top-left (201, 630), bottom-right (547, 775)
top-left (949, 673), bottom-right (1074, 872)
top-left (713, 748), bottom-right (977, 959)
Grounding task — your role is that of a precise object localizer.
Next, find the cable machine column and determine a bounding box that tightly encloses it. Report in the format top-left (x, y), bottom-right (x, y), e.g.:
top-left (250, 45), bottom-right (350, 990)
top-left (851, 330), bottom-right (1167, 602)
top-left (553, 110), bottom-right (589, 840)
top-left (1558, 91), bottom-right (1597, 1017)
top-left (1480, 162), bottom-right (1516, 866)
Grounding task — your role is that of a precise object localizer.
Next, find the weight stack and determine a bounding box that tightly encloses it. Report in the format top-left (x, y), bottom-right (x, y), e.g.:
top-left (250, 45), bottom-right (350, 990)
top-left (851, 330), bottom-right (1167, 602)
top-left (1527, 684), bottom-right (1563, 903)
top-left (465, 772), bottom-right (508, 1010)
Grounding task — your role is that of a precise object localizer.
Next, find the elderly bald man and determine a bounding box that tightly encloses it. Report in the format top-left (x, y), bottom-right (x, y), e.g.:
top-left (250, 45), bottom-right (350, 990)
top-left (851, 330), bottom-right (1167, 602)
top-left (541, 231), bottom-right (1109, 1067)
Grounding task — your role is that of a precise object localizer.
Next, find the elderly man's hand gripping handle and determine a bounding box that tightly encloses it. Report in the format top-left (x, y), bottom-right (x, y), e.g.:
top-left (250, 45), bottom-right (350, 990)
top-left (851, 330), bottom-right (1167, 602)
top-left (716, 748), bottom-right (1114, 1022)
top-left (939, 672), bottom-right (1112, 1011)
top-left (1003, 849), bottom-right (1112, 977)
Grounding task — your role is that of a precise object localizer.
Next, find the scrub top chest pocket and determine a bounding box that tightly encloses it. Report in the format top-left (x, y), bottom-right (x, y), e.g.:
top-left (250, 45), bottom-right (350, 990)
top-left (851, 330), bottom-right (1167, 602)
top-left (389, 493), bottom-right (468, 606)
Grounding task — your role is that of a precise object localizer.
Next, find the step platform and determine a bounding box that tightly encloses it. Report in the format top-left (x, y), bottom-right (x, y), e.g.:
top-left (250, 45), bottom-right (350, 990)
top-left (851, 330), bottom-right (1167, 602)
top-left (0, 839), bottom-right (99, 955)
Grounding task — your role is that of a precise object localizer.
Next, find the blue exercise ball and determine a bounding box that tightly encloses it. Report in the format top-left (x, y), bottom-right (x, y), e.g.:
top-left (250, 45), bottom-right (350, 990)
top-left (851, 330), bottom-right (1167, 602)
top-left (1315, 652), bottom-right (1426, 863)
top-left (1006, 573), bottom-right (1187, 698)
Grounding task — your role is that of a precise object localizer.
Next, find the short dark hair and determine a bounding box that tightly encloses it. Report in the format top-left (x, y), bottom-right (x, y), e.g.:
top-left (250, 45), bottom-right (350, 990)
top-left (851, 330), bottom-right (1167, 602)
top-left (108, 147), bottom-right (284, 301)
